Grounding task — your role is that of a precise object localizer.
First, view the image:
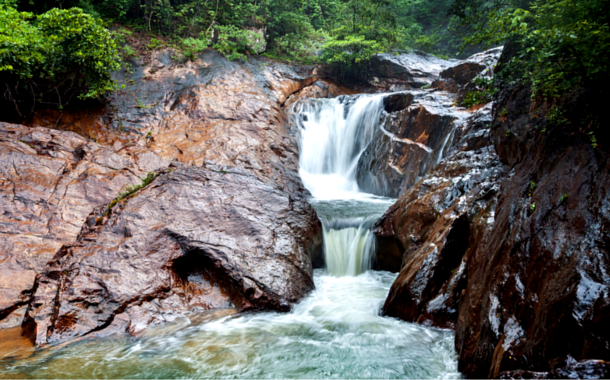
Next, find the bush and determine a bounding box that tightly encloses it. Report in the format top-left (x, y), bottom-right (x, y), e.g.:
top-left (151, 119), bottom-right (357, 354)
top-left (0, 6), bottom-right (120, 117)
top-left (321, 35), bottom-right (384, 78)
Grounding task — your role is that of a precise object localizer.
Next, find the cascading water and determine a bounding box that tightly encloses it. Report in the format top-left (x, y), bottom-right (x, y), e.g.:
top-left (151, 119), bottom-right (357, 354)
top-left (0, 93), bottom-right (460, 380)
top-left (294, 95), bottom-right (390, 276)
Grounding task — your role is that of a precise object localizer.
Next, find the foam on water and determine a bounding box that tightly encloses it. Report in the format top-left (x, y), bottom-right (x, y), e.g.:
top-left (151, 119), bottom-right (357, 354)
top-left (0, 271), bottom-right (459, 379)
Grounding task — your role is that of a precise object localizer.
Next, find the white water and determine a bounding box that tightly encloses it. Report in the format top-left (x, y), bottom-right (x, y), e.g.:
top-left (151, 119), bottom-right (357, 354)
top-left (295, 95), bottom-right (391, 276)
top-left (0, 271), bottom-right (459, 379)
top-left (296, 95), bottom-right (385, 200)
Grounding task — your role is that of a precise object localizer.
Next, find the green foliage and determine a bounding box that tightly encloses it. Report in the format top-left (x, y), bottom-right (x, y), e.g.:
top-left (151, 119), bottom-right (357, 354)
top-left (462, 91), bottom-right (487, 108)
top-left (107, 172), bottom-right (156, 213)
top-left (462, 76), bottom-right (497, 108)
top-left (454, 0), bottom-right (610, 98)
top-left (0, 6), bottom-right (120, 116)
top-left (321, 35), bottom-right (384, 76)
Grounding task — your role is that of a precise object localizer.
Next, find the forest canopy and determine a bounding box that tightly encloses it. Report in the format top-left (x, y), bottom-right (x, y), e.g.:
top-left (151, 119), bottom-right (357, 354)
top-left (0, 0), bottom-right (608, 113)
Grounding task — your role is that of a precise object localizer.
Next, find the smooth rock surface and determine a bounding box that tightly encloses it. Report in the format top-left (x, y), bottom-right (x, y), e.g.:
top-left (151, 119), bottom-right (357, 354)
top-left (23, 164), bottom-right (322, 347)
top-left (3, 51), bottom-right (327, 339)
top-left (29, 50), bottom-right (322, 192)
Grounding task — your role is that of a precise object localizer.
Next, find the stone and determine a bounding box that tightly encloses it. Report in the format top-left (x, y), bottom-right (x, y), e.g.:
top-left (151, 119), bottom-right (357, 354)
top-left (367, 52), bottom-right (456, 91)
top-left (23, 163), bottom-right (322, 347)
top-left (0, 122), bottom-right (168, 327)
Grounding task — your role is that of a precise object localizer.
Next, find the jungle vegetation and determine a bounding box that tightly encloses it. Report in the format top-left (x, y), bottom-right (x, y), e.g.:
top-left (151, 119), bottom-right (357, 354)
top-left (0, 0), bottom-right (608, 116)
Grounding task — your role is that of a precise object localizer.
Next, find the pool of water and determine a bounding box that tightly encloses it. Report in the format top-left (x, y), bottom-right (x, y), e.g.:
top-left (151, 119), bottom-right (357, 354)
top-left (0, 269), bottom-right (459, 379)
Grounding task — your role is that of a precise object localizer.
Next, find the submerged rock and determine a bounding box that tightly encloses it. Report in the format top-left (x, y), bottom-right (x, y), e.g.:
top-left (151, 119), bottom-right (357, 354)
top-left (23, 163), bottom-right (321, 346)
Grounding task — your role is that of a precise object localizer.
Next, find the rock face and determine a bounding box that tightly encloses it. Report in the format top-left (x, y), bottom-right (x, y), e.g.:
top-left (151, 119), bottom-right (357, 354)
top-left (29, 49), bottom-right (322, 192)
top-left (499, 359), bottom-right (610, 379)
top-left (23, 163), bottom-right (321, 346)
top-left (2, 50), bottom-right (327, 342)
top-left (0, 122), bottom-right (168, 328)
top-left (433, 47), bottom-right (503, 104)
top-left (356, 91), bottom-right (470, 197)
top-left (367, 52), bottom-right (456, 91)
top-left (455, 84), bottom-right (610, 377)
top-left (376, 104), bottom-right (504, 312)
top-left (356, 49), bottom-right (503, 198)
top-left (376, 49), bottom-right (610, 377)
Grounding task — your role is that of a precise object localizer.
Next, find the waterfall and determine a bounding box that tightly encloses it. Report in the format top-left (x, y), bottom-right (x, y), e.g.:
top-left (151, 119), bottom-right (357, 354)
top-left (294, 95), bottom-right (391, 277)
top-left (295, 95), bottom-right (385, 199)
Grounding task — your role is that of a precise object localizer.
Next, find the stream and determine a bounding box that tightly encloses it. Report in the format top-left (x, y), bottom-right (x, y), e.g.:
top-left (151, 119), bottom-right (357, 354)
top-left (0, 94), bottom-right (460, 379)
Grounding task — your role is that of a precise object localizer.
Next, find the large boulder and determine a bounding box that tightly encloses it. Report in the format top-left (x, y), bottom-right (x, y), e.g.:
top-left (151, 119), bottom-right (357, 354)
top-left (23, 163), bottom-right (321, 347)
top-left (0, 122), bottom-right (168, 328)
top-left (374, 104), bottom-right (503, 297)
top-left (3, 50), bottom-right (326, 339)
top-left (376, 79), bottom-right (610, 377)
top-left (456, 84), bottom-right (610, 378)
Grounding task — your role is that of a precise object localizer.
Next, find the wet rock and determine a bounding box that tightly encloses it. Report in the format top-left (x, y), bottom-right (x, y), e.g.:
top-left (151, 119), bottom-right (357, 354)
top-left (0, 122), bottom-right (168, 328)
top-left (283, 80), bottom-right (358, 109)
top-left (4, 51), bottom-right (325, 340)
top-left (375, 119), bottom-right (504, 306)
top-left (356, 90), bottom-right (472, 198)
top-left (499, 359), bottom-right (610, 379)
top-left (28, 50), bottom-right (321, 193)
top-left (455, 84), bottom-right (610, 378)
top-left (377, 71), bottom-right (610, 376)
top-left (433, 47), bottom-right (503, 103)
top-left (367, 52), bottom-right (455, 91)
top-left (22, 164), bottom-right (322, 347)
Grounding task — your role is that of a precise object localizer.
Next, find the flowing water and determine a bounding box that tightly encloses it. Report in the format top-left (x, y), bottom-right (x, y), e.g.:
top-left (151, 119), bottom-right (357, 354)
top-left (0, 94), bottom-right (460, 379)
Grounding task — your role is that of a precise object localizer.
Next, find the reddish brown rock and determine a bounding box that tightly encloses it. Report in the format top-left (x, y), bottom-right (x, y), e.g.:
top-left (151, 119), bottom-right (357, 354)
top-left (4, 51), bottom-right (326, 339)
top-left (284, 80), bottom-right (358, 108)
top-left (28, 50), bottom-right (322, 193)
top-left (0, 122), bottom-right (168, 328)
top-left (22, 163), bottom-right (321, 347)
top-left (455, 84), bottom-right (610, 378)
top-left (356, 90), bottom-right (472, 197)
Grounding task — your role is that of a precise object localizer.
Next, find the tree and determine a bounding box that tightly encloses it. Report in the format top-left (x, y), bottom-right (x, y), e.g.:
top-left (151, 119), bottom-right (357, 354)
top-left (1, 5), bottom-right (120, 117)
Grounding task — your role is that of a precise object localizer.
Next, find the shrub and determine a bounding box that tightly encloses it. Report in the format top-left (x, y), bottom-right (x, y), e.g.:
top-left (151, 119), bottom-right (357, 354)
top-left (321, 35), bottom-right (384, 78)
top-left (0, 6), bottom-right (120, 117)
